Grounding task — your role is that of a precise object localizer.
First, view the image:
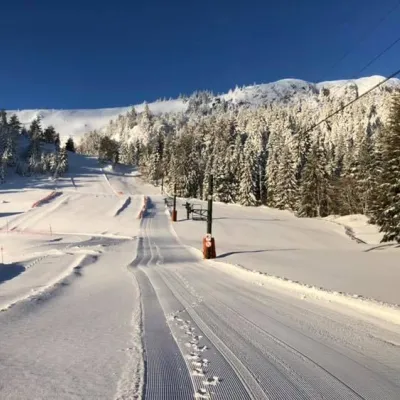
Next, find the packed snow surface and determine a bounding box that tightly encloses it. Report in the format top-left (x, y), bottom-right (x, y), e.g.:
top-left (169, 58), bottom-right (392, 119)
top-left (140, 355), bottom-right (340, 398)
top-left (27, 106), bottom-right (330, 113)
top-left (172, 199), bottom-right (400, 305)
top-left (0, 153), bottom-right (399, 399)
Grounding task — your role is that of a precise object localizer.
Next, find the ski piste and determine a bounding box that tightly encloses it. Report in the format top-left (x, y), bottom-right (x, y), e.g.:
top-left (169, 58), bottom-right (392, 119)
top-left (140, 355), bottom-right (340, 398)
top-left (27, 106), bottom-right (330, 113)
top-left (0, 155), bottom-right (399, 399)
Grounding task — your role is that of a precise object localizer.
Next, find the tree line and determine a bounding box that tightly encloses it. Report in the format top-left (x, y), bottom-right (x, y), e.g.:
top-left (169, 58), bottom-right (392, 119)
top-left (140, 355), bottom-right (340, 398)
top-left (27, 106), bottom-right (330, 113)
top-left (0, 111), bottom-right (73, 182)
top-left (78, 85), bottom-right (400, 243)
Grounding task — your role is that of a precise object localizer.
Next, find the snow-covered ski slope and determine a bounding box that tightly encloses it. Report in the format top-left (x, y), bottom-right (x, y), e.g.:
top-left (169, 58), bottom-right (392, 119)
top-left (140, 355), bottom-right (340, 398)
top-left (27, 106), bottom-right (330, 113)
top-left (8, 98), bottom-right (186, 141)
top-left (0, 154), bottom-right (399, 399)
top-left (8, 75), bottom-right (400, 142)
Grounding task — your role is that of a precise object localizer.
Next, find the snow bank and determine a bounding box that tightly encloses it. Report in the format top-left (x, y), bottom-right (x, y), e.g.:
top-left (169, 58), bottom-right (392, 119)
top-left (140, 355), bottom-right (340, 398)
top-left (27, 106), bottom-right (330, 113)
top-left (208, 258), bottom-right (400, 326)
top-left (324, 214), bottom-right (385, 245)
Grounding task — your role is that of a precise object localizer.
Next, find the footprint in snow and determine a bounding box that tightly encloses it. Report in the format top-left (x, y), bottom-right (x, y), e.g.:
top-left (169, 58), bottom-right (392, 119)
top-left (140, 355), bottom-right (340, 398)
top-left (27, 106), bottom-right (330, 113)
top-left (188, 352), bottom-right (200, 360)
top-left (195, 388), bottom-right (209, 399)
top-left (203, 376), bottom-right (222, 386)
top-left (193, 368), bottom-right (205, 376)
top-left (192, 360), bottom-right (203, 368)
top-left (192, 344), bottom-right (208, 352)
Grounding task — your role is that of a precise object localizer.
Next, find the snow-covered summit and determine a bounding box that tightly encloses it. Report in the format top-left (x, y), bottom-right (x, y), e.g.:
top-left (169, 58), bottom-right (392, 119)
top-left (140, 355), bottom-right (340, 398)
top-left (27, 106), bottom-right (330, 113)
top-left (7, 75), bottom-right (400, 141)
top-left (221, 78), bottom-right (317, 106)
top-left (221, 75), bottom-right (400, 107)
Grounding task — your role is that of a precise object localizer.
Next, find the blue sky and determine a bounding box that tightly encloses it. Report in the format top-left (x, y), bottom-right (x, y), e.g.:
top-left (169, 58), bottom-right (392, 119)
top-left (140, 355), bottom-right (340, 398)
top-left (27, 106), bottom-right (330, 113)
top-left (1, 0), bottom-right (399, 109)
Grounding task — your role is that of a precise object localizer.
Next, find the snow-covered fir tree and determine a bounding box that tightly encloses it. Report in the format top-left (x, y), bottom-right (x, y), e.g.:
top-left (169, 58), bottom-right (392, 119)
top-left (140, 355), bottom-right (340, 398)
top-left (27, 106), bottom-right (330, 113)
top-left (370, 95), bottom-right (400, 242)
top-left (44, 125), bottom-right (57, 143)
top-left (274, 142), bottom-right (298, 210)
top-left (57, 147), bottom-right (69, 174)
top-left (65, 137), bottom-right (76, 152)
top-left (29, 117), bottom-right (43, 140)
top-left (75, 77), bottom-right (400, 242)
top-left (0, 111), bottom-right (65, 181)
top-left (238, 139), bottom-right (257, 206)
top-left (298, 140), bottom-right (334, 217)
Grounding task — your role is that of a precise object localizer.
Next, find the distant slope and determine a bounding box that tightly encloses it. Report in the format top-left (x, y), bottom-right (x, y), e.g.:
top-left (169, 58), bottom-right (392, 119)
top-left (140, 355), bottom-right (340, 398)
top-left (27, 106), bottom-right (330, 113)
top-left (8, 99), bottom-right (186, 142)
top-left (8, 75), bottom-right (400, 142)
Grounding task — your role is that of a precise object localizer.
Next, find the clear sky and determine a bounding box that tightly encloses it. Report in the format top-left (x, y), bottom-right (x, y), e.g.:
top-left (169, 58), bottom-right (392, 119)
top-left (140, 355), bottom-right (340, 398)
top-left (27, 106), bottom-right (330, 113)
top-left (1, 0), bottom-right (399, 109)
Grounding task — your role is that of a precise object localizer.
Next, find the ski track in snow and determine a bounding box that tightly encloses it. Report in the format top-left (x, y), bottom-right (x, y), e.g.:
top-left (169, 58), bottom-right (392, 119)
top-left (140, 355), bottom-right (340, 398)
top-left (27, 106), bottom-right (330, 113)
top-left (130, 209), bottom-right (253, 400)
top-left (128, 198), bottom-right (400, 400)
top-left (114, 270), bottom-right (144, 400)
top-left (1, 154), bottom-right (400, 399)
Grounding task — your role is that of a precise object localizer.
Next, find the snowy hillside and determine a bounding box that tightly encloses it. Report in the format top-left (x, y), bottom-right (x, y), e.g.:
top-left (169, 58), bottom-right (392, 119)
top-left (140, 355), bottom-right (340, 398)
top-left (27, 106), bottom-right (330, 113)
top-left (8, 75), bottom-right (400, 142)
top-left (8, 99), bottom-right (186, 142)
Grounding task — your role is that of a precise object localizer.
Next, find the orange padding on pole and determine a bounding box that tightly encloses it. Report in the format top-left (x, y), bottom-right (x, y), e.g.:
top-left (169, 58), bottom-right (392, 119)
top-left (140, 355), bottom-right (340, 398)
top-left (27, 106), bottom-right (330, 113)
top-left (202, 237), bottom-right (216, 259)
top-left (32, 191), bottom-right (60, 208)
top-left (137, 196), bottom-right (149, 219)
top-left (171, 210), bottom-right (177, 222)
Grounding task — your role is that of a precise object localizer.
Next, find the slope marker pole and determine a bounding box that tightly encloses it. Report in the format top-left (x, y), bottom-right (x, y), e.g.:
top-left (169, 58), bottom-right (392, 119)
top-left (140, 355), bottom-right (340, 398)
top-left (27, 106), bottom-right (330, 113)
top-left (172, 183), bottom-right (177, 222)
top-left (203, 174), bottom-right (216, 259)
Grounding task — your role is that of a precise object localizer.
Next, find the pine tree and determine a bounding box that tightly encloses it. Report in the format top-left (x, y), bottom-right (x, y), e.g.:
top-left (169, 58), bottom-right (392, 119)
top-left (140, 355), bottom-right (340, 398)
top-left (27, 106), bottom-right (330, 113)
top-left (213, 145), bottom-right (232, 203)
top-left (44, 125), bottom-right (57, 143)
top-left (9, 115), bottom-right (21, 134)
top-left (294, 128), bottom-right (311, 183)
top-left (65, 137), bottom-right (76, 152)
top-left (352, 132), bottom-right (375, 214)
top-left (58, 148), bottom-right (69, 174)
top-left (4, 129), bottom-right (18, 167)
top-left (29, 117), bottom-right (43, 141)
top-left (49, 153), bottom-right (58, 173)
top-left (77, 130), bottom-right (102, 156)
top-left (371, 95), bottom-right (400, 242)
top-left (119, 141), bottom-right (130, 164)
top-left (28, 139), bottom-right (42, 173)
top-left (98, 136), bottom-right (119, 163)
top-left (298, 141), bottom-right (334, 217)
top-left (54, 133), bottom-right (61, 152)
top-left (0, 113), bottom-right (20, 169)
top-left (134, 139), bottom-right (142, 165)
top-left (127, 106), bottom-right (138, 129)
top-left (0, 157), bottom-right (6, 183)
top-left (265, 131), bottom-right (283, 207)
top-left (139, 103), bottom-right (153, 143)
top-left (0, 110), bottom-right (7, 127)
top-left (275, 143), bottom-right (298, 210)
top-left (40, 153), bottom-right (50, 173)
top-left (228, 134), bottom-right (244, 203)
top-left (0, 110), bottom-right (7, 183)
top-left (27, 133), bottom-right (41, 164)
top-left (238, 139), bottom-right (257, 206)
top-left (0, 110), bottom-right (8, 158)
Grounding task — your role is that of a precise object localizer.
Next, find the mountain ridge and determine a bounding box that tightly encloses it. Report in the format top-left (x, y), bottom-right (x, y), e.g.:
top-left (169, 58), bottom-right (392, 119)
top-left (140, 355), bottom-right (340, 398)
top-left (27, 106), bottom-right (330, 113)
top-left (7, 75), bottom-right (400, 141)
